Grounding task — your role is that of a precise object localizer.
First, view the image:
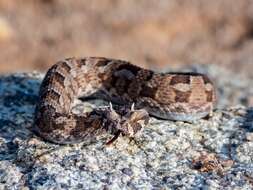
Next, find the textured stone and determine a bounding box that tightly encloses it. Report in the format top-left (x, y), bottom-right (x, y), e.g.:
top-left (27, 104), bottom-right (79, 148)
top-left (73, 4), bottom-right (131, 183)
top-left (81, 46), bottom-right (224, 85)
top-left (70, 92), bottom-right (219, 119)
top-left (0, 65), bottom-right (253, 189)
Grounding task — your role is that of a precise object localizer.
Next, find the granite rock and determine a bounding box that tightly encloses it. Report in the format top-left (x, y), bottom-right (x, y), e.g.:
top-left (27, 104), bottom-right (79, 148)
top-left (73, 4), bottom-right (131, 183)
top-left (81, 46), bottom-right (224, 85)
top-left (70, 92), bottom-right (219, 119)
top-left (0, 65), bottom-right (253, 189)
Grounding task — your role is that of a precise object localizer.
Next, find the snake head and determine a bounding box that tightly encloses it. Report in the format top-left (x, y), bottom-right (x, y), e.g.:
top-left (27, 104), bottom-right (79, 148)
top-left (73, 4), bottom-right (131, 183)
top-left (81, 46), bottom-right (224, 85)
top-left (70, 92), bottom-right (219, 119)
top-left (105, 103), bottom-right (149, 145)
top-left (118, 104), bottom-right (150, 137)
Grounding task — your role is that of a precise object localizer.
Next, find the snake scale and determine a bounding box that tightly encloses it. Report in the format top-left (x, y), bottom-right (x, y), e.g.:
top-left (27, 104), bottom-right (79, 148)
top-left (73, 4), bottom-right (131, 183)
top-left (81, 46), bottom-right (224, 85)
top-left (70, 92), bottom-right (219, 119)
top-left (34, 57), bottom-right (216, 144)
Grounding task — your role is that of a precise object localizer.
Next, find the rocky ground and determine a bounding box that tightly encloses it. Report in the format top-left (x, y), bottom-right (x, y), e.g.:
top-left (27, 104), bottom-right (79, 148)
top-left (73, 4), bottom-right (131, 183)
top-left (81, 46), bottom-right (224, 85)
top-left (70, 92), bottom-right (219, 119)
top-left (1, 1), bottom-right (253, 189)
top-left (0, 64), bottom-right (253, 189)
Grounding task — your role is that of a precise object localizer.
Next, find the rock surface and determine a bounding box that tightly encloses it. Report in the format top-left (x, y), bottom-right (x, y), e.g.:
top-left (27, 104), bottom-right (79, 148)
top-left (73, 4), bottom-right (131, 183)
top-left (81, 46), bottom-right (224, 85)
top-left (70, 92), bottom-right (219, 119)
top-left (0, 65), bottom-right (253, 189)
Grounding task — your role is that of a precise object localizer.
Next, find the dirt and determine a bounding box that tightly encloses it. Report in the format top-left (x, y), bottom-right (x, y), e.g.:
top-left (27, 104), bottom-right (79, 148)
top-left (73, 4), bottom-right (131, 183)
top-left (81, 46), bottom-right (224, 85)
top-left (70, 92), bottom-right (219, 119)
top-left (0, 0), bottom-right (253, 76)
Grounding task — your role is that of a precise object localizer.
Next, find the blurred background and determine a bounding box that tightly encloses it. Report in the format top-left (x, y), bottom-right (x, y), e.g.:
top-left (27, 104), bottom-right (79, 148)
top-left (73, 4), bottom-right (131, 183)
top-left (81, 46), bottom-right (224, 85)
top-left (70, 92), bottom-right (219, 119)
top-left (0, 0), bottom-right (253, 76)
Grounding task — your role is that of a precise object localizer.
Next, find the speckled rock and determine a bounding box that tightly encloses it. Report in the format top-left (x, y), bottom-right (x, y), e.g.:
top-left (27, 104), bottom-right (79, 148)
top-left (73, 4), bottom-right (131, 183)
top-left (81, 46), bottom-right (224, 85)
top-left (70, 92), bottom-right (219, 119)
top-left (0, 65), bottom-right (253, 189)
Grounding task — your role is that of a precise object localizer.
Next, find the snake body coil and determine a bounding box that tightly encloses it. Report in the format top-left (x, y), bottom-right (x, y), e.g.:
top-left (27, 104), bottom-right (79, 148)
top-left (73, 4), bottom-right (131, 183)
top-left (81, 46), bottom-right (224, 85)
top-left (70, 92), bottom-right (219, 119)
top-left (34, 57), bottom-right (216, 144)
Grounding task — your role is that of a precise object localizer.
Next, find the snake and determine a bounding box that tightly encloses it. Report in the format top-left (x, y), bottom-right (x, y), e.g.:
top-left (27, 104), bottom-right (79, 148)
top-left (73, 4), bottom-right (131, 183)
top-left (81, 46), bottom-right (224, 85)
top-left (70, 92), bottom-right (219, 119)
top-left (34, 57), bottom-right (216, 144)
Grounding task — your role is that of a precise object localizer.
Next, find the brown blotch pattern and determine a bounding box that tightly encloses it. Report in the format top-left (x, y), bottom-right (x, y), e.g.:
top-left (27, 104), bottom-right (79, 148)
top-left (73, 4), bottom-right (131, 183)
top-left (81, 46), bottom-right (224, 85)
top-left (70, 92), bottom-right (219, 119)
top-left (137, 69), bottom-right (154, 81)
top-left (174, 89), bottom-right (191, 103)
top-left (40, 76), bottom-right (52, 91)
top-left (202, 75), bottom-right (212, 84)
top-left (128, 82), bottom-right (142, 99)
top-left (170, 75), bottom-right (191, 85)
top-left (54, 72), bottom-right (65, 86)
top-left (79, 58), bottom-right (87, 65)
top-left (139, 85), bottom-right (157, 99)
top-left (73, 59), bottom-right (84, 69)
top-left (96, 59), bottom-right (111, 67)
top-left (108, 64), bottom-right (141, 97)
top-left (46, 89), bottom-right (61, 103)
top-left (205, 90), bottom-right (214, 102)
top-left (115, 78), bottom-right (130, 95)
top-left (170, 75), bottom-right (190, 85)
top-left (116, 63), bottom-right (141, 75)
top-left (60, 61), bottom-right (72, 73)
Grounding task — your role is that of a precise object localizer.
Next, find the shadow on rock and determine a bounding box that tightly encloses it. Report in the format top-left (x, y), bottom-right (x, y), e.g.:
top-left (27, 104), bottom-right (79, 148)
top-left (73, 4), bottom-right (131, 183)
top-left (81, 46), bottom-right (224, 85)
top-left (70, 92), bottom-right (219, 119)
top-left (241, 108), bottom-right (253, 133)
top-left (0, 74), bottom-right (41, 161)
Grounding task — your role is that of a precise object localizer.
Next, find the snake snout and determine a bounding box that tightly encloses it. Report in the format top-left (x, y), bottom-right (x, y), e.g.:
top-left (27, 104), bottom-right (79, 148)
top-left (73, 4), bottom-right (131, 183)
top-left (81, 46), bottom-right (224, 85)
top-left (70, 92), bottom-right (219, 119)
top-left (120, 108), bottom-right (150, 137)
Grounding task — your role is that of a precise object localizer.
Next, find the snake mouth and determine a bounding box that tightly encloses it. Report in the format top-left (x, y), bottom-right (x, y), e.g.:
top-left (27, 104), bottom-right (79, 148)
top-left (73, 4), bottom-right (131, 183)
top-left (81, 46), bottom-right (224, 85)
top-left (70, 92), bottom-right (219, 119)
top-left (122, 108), bottom-right (149, 135)
top-left (105, 108), bottom-right (149, 145)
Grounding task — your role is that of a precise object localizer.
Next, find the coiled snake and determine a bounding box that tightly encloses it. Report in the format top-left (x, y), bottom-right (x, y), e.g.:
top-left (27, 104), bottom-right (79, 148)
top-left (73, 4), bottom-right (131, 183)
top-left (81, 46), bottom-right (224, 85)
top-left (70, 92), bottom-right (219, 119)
top-left (34, 57), bottom-right (216, 144)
